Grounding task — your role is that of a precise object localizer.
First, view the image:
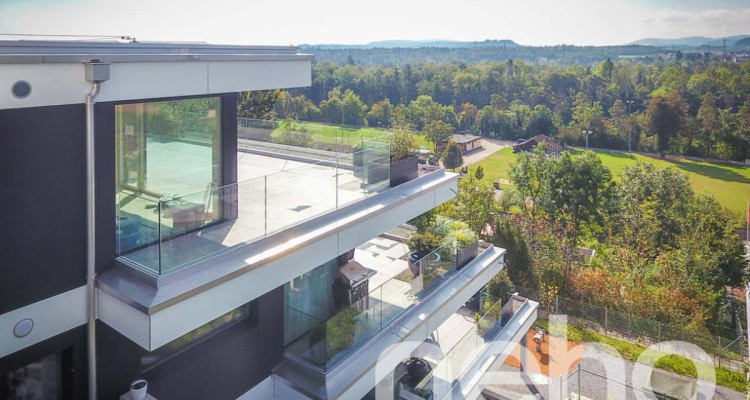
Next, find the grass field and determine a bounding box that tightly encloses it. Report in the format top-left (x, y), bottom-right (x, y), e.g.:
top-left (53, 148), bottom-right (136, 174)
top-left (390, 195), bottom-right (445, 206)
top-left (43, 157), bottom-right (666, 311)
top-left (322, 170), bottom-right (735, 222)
top-left (475, 147), bottom-right (750, 224)
top-left (274, 121), bottom-right (431, 149)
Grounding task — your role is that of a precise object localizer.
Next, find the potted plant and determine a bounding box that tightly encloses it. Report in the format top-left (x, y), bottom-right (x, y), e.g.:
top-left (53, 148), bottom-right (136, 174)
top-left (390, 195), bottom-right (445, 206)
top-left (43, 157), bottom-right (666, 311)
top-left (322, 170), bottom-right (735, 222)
top-left (388, 128), bottom-right (418, 187)
top-left (453, 229), bottom-right (479, 270)
top-left (406, 232), bottom-right (443, 274)
top-left (129, 379), bottom-right (148, 400)
top-left (433, 217), bottom-right (478, 270)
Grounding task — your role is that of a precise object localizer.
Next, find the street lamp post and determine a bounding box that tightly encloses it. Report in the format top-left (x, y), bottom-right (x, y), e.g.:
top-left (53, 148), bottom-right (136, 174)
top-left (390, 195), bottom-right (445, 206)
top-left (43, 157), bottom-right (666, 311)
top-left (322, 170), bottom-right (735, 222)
top-left (582, 130), bottom-right (593, 149)
top-left (626, 100), bottom-right (634, 153)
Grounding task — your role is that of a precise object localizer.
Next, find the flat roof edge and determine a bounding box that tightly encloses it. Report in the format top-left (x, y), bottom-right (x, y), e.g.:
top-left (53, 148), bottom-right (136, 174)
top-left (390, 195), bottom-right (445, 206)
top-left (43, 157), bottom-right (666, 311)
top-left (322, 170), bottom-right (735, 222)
top-left (0, 53), bottom-right (314, 64)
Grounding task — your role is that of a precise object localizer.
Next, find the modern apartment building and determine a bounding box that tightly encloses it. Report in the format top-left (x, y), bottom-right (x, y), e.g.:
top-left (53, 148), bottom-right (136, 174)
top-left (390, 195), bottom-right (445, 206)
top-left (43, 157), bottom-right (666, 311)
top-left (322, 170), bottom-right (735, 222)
top-left (0, 39), bottom-right (537, 400)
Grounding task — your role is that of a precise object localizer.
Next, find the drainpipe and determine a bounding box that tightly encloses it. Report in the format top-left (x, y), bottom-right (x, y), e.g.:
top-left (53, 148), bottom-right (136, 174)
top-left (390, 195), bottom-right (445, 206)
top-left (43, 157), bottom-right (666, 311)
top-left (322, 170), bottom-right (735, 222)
top-left (84, 60), bottom-right (109, 400)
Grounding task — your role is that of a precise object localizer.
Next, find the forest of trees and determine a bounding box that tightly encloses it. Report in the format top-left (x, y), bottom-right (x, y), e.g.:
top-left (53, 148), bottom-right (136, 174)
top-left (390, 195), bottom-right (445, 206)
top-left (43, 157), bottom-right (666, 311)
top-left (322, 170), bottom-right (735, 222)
top-left (433, 144), bottom-right (746, 333)
top-left (242, 57), bottom-right (750, 161)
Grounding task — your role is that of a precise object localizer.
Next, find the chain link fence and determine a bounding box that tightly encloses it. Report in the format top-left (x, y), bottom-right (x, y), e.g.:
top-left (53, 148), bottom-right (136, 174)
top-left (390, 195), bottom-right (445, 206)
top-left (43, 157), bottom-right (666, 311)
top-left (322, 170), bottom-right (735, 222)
top-left (559, 364), bottom-right (674, 400)
top-left (512, 285), bottom-right (747, 373)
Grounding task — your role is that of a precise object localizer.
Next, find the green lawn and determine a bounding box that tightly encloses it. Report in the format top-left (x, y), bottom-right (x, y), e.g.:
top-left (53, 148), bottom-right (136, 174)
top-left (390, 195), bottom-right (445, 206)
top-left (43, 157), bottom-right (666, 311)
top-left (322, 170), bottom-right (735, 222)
top-left (475, 148), bottom-right (750, 224)
top-left (275, 121), bottom-right (431, 149)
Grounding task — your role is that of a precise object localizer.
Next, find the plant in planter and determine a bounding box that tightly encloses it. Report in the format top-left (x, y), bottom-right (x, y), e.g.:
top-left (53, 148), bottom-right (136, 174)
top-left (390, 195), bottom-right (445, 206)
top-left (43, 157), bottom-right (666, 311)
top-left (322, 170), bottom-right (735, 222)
top-left (388, 127), bottom-right (419, 187)
top-left (433, 217), bottom-right (479, 269)
top-left (325, 308), bottom-right (359, 359)
top-left (406, 232), bottom-right (443, 274)
top-left (453, 228), bottom-right (479, 270)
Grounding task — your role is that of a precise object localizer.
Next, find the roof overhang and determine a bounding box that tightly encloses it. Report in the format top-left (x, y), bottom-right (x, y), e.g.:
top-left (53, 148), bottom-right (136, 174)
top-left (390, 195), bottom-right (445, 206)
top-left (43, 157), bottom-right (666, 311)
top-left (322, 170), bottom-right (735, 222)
top-left (0, 40), bottom-right (313, 109)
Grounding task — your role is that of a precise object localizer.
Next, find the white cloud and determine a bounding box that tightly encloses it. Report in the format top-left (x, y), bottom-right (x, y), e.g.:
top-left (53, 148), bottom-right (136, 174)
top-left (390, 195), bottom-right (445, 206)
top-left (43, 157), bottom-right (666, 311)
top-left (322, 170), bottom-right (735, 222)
top-left (643, 8), bottom-right (750, 38)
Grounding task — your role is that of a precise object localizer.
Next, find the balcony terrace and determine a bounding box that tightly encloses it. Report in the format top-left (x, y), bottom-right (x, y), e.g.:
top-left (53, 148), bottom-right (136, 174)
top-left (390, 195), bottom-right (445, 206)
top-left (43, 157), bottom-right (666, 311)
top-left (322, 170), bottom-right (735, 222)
top-left (115, 120), bottom-right (391, 275)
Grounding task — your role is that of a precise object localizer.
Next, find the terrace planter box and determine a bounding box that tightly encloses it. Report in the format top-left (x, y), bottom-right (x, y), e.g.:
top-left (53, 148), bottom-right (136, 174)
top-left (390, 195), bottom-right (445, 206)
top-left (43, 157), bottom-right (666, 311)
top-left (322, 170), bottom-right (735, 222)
top-left (455, 241), bottom-right (479, 270)
top-left (390, 155), bottom-right (418, 187)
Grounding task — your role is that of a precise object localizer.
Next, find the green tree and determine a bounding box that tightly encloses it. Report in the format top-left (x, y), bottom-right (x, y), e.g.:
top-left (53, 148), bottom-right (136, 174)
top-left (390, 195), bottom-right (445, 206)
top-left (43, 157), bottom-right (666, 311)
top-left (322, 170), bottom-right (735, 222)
top-left (489, 219), bottom-right (536, 288)
top-left (543, 151), bottom-right (615, 234)
top-left (442, 141), bottom-right (463, 170)
top-left (438, 175), bottom-right (495, 234)
top-left (238, 89), bottom-right (281, 119)
top-left (366, 99), bottom-right (393, 127)
top-left (646, 91), bottom-right (687, 156)
top-left (424, 120), bottom-right (454, 150)
top-left (596, 58), bottom-right (614, 81)
top-left (617, 163), bottom-right (693, 252)
top-left (474, 165), bottom-right (485, 180)
top-left (696, 92), bottom-right (722, 157)
top-left (508, 143), bottom-right (553, 214)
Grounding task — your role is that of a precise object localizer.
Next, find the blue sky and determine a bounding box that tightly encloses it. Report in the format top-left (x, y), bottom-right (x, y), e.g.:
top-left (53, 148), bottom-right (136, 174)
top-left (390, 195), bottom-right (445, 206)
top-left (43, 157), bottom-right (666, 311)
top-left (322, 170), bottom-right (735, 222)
top-left (0, 0), bottom-right (748, 46)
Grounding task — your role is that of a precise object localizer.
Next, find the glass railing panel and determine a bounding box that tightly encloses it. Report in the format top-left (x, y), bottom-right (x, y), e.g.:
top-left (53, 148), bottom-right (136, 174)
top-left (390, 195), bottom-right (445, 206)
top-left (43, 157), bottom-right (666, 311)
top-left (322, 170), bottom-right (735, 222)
top-left (119, 119), bottom-right (397, 275)
top-left (362, 142), bottom-right (391, 196)
top-left (285, 285), bottom-right (385, 370)
top-left (418, 238), bottom-right (458, 299)
top-left (235, 176), bottom-right (267, 238)
top-left (435, 299), bottom-right (506, 400)
top-left (324, 285), bottom-right (384, 369)
top-left (116, 192), bottom-right (162, 274)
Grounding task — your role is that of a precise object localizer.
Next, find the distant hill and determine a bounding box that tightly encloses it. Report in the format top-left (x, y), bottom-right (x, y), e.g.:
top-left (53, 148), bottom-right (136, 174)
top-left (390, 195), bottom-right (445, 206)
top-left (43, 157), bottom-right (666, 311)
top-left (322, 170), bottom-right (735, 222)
top-left (629, 35), bottom-right (750, 47)
top-left (301, 39), bottom-right (520, 50)
top-left (736, 37), bottom-right (750, 47)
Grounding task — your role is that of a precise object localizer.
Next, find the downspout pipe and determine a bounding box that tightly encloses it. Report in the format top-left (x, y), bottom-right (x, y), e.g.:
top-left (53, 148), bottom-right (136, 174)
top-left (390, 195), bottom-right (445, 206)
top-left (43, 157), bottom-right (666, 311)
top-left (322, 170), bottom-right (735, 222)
top-left (84, 61), bottom-right (109, 400)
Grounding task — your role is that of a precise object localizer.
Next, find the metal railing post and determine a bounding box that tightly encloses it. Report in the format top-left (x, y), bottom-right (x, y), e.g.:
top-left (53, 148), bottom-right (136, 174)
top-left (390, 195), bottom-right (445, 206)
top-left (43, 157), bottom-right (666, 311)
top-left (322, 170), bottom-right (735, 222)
top-left (555, 294), bottom-right (559, 314)
top-left (264, 175), bottom-right (268, 235)
top-left (577, 362), bottom-right (581, 400)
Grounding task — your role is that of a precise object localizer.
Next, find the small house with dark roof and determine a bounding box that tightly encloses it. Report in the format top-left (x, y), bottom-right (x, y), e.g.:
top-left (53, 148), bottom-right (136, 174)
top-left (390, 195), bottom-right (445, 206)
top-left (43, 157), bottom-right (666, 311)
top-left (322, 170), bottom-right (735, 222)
top-left (444, 134), bottom-right (482, 153)
top-left (512, 134), bottom-right (565, 155)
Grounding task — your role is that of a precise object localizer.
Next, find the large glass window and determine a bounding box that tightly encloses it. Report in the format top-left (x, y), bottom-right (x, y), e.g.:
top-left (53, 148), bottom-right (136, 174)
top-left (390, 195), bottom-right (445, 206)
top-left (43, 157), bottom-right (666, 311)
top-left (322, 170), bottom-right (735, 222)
top-left (115, 97), bottom-right (222, 257)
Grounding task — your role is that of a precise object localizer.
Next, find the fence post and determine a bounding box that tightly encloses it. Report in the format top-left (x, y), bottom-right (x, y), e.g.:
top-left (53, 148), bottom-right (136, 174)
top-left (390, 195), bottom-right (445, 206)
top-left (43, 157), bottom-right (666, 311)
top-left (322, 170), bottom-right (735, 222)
top-left (581, 298), bottom-right (584, 318)
top-left (658, 322), bottom-right (661, 343)
top-left (628, 308), bottom-right (632, 335)
top-left (555, 294), bottom-right (559, 314)
top-left (604, 307), bottom-right (608, 333)
top-left (718, 336), bottom-right (722, 368)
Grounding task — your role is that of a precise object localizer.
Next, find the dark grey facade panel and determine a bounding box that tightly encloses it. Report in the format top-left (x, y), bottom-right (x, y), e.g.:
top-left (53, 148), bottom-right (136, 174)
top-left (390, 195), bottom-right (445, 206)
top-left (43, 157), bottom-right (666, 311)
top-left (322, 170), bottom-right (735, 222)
top-left (1, 91), bottom-right (284, 400)
top-left (97, 287), bottom-right (283, 400)
top-left (0, 104), bottom-right (87, 314)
